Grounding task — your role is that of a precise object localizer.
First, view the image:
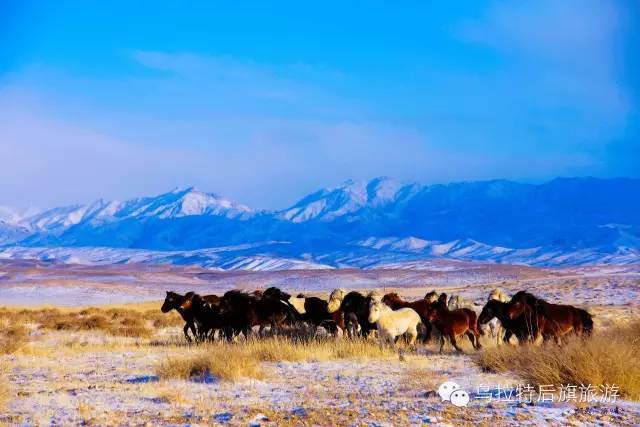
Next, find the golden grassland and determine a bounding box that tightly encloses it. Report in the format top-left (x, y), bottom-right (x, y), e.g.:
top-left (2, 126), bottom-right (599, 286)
top-left (475, 320), bottom-right (640, 401)
top-left (0, 305), bottom-right (183, 341)
top-left (156, 337), bottom-right (394, 382)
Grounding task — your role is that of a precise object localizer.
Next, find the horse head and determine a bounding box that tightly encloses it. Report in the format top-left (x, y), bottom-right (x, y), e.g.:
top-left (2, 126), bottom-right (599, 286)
top-left (367, 299), bottom-right (385, 323)
top-left (478, 300), bottom-right (498, 325)
top-left (161, 291), bottom-right (183, 313)
top-left (179, 291), bottom-right (197, 312)
top-left (327, 288), bottom-right (346, 313)
top-left (424, 291), bottom-right (439, 303)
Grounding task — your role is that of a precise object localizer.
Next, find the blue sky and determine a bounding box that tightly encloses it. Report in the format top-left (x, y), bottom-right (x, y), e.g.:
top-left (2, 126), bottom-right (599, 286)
top-left (1, 1), bottom-right (638, 209)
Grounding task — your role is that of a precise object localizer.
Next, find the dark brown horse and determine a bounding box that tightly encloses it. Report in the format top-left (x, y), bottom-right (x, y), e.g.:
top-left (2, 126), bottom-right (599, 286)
top-left (180, 292), bottom-right (227, 341)
top-left (162, 291), bottom-right (195, 341)
top-left (426, 293), bottom-right (482, 353)
top-left (507, 291), bottom-right (593, 343)
top-left (220, 290), bottom-right (299, 339)
top-left (477, 299), bottom-right (533, 344)
top-left (382, 293), bottom-right (433, 342)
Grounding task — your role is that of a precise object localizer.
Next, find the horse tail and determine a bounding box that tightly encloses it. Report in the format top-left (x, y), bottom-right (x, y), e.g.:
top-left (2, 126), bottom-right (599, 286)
top-left (578, 309), bottom-right (594, 336)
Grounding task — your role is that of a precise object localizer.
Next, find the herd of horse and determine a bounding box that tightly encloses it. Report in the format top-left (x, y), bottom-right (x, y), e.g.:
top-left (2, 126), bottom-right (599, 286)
top-left (161, 287), bottom-right (594, 352)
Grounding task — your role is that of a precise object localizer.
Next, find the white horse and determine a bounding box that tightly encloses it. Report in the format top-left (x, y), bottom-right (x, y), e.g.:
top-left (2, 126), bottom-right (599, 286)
top-left (368, 299), bottom-right (421, 349)
top-left (327, 288), bottom-right (346, 313)
top-left (486, 288), bottom-right (510, 345)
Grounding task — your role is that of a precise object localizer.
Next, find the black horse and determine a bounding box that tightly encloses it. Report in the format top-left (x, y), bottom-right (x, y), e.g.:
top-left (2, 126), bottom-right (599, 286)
top-left (333, 291), bottom-right (377, 338)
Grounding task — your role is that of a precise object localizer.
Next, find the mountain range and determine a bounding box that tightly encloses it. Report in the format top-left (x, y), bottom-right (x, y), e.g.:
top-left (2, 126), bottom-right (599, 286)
top-left (1, 177), bottom-right (639, 270)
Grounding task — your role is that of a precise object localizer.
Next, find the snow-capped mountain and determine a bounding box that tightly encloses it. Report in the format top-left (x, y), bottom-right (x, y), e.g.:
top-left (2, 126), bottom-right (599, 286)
top-left (1, 177), bottom-right (639, 269)
top-left (278, 177), bottom-right (418, 222)
top-left (22, 187), bottom-right (253, 233)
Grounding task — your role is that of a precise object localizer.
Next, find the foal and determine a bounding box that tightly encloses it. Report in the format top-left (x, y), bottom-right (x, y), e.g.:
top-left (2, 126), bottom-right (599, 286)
top-left (426, 294), bottom-right (482, 353)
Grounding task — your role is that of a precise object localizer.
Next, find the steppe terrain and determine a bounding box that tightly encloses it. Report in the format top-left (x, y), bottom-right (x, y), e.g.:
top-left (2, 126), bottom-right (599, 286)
top-left (1, 259), bottom-right (639, 425)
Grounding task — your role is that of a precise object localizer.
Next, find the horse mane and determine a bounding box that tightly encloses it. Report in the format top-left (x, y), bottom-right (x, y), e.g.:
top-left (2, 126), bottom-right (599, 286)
top-left (368, 290), bottom-right (383, 302)
top-left (512, 290), bottom-right (549, 306)
top-left (383, 292), bottom-right (401, 301)
top-left (330, 288), bottom-right (346, 300)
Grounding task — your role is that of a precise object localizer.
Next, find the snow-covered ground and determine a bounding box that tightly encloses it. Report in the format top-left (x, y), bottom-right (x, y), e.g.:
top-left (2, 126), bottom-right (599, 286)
top-left (3, 330), bottom-right (639, 426)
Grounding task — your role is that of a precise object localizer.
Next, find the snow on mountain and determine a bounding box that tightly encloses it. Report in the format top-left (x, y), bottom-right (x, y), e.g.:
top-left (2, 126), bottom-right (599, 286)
top-left (0, 206), bottom-right (21, 224)
top-left (278, 177), bottom-right (419, 222)
top-left (7, 187), bottom-right (253, 238)
top-left (351, 236), bottom-right (640, 267)
top-left (88, 187), bottom-right (254, 221)
top-left (0, 177), bottom-right (639, 268)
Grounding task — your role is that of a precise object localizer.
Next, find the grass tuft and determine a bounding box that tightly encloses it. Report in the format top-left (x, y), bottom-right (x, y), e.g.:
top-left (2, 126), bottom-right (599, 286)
top-left (475, 320), bottom-right (640, 400)
top-left (158, 352), bottom-right (263, 382)
top-left (0, 324), bottom-right (29, 354)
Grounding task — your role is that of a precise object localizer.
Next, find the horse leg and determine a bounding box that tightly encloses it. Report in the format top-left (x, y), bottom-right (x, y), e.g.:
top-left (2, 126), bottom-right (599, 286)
top-left (503, 329), bottom-right (513, 345)
top-left (423, 321), bottom-right (432, 343)
top-left (439, 334), bottom-right (446, 354)
top-left (407, 326), bottom-right (418, 350)
top-left (472, 325), bottom-right (482, 350)
top-left (243, 326), bottom-right (251, 340)
top-left (183, 322), bottom-right (193, 342)
top-left (465, 331), bottom-right (476, 349)
top-left (377, 331), bottom-right (387, 350)
top-left (450, 333), bottom-right (463, 352)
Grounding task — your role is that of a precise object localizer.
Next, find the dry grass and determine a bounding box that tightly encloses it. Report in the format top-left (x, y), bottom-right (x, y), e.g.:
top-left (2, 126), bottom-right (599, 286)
top-left (0, 306), bottom-right (176, 338)
top-left (158, 351), bottom-right (263, 382)
top-left (0, 363), bottom-right (9, 410)
top-left (157, 336), bottom-right (393, 382)
top-left (476, 320), bottom-right (640, 400)
top-left (0, 324), bottom-right (29, 354)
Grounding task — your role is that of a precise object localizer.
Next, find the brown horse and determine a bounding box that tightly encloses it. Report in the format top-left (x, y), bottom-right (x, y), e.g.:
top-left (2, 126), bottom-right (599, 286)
top-left (426, 293), bottom-right (482, 353)
top-left (382, 293), bottom-right (433, 342)
top-left (507, 291), bottom-right (593, 344)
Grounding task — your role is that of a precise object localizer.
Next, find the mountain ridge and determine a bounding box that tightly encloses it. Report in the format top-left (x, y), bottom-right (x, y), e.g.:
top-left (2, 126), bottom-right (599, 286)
top-left (1, 176), bottom-right (639, 268)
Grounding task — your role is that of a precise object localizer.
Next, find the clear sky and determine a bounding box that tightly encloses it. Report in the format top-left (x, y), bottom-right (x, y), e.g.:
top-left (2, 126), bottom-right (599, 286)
top-left (1, 1), bottom-right (638, 210)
